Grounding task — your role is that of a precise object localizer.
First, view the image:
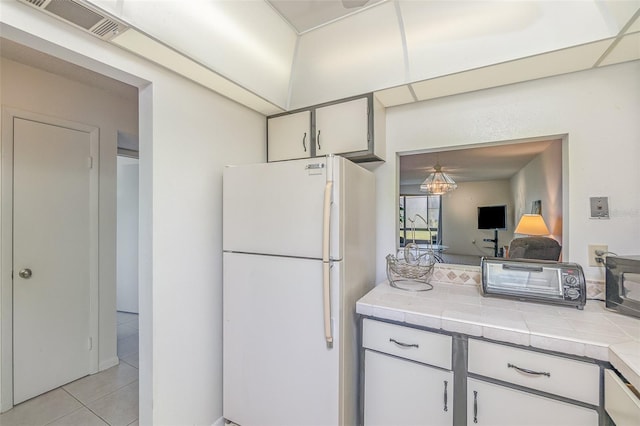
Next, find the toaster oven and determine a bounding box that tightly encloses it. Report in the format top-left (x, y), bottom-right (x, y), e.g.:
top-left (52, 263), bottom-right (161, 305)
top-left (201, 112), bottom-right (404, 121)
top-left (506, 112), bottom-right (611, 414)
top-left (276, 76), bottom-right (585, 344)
top-left (481, 258), bottom-right (586, 309)
top-left (605, 255), bottom-right (640, 318)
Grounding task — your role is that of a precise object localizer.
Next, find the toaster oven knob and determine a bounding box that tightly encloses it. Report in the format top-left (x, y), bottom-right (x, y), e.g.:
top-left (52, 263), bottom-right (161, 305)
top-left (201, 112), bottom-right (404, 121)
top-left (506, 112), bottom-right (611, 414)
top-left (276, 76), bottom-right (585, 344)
top-left (565, 275), bottom-right (577, 285)
top-left (565, 288), bottom-right (580, 300)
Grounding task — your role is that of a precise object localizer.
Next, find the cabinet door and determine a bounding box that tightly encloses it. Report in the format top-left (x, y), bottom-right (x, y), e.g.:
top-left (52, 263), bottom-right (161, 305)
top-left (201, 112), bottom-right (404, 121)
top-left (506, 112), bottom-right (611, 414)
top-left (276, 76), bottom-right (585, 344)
top-left (364, 350), bottom-right (453, 426)
top-left (315, 97), bottom-right (369, 156)
top-left (467, 378), bottom-right (598, 426)
top-left (267, 110), bottom-right (311, 162)
top-left (605, 369), bottom-right (640, 426)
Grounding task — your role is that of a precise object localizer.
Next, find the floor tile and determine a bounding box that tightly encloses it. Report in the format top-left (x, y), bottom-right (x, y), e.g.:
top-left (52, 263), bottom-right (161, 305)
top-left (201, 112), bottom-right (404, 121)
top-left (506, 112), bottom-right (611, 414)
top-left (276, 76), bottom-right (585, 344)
top-left (46, 407), bottom-right (108, 426)
top-left (0, 388), bottom-right (81, 426)
top-left (117, 334), bottom-right (139, 359)
top-left (121, 352), bottom-right (139, 369)
top-left (62, 363), bottom-right (138, 406)
top-left (117, 324), bottom-right (138, 342)
top-left (86, 381), bottom-right (138, 426)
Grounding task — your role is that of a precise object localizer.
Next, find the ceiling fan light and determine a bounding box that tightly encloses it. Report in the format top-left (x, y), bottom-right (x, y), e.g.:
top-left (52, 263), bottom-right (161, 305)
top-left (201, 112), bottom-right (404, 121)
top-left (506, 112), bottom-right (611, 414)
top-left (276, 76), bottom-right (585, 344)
top-left (419, 165), bottom-right (458, 195)
top-left (342, 0), bottom-right (370, 9)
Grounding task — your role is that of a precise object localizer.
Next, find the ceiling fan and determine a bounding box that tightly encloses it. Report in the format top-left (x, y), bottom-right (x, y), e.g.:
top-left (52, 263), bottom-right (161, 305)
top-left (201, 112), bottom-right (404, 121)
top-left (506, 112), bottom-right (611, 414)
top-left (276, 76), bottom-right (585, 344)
top-left (342, 0), bottom-right (370, 8)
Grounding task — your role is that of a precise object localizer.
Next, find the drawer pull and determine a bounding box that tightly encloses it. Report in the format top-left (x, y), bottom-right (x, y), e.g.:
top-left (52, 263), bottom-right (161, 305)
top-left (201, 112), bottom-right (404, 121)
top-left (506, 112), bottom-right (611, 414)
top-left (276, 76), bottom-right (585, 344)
top-left (508, 363), bottom-right (551, 377)
top-left (473, 390), bottom-right (478, 423)
top-left (389, 338), bottom-right (419, 349)
top-left (443, 380), bottom-right (448, 412)
top-left (302, 132), bottom-right (307, 152)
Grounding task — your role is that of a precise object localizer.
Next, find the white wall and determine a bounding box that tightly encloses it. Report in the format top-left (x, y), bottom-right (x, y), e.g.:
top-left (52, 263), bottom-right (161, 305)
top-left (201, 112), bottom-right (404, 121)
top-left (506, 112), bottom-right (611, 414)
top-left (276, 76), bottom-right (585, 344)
top-left (377, 60), bottom-right (640, 282)
top-left (1, 3), bottom-right (265, 425)
top-left (117, 156), bottom-right (139, 314)
top-left (511, 141), bottom-right (563, 242)
top-left (0, 57), bottom-right (138, 374)
top-left (442, 180), bottom-right (515, 257)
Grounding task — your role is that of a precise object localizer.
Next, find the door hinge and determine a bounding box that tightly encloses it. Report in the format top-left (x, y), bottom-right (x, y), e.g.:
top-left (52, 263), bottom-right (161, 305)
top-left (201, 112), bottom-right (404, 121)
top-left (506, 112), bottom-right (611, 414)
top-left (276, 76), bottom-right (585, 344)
top-left (87, 156), bottom-right (94, 169)
top-left (88, 337), bottom-right (93, 350)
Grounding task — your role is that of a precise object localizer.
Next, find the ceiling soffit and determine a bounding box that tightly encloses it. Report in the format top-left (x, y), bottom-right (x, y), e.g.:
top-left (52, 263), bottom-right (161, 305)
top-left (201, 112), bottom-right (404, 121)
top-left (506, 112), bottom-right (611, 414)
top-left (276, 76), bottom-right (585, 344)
top-left (10, 0), bottom-right (640, 114)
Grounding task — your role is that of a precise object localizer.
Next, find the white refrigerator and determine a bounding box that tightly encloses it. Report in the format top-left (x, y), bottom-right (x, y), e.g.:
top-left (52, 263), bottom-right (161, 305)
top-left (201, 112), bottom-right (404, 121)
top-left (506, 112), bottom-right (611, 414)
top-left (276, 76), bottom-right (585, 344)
top-left (223, 155), bottom-right (376, 426)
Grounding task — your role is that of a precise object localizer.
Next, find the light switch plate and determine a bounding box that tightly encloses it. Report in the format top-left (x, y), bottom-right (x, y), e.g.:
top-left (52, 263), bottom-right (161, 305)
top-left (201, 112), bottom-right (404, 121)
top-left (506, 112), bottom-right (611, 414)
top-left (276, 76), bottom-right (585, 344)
top-left (590, 197), bottom-right (609, 219)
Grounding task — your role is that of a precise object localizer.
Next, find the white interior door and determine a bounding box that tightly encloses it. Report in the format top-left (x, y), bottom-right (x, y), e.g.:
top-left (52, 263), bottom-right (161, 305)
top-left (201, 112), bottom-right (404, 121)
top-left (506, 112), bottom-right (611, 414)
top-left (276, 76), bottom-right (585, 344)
top-left (13, 117), bottom-right (94, 404)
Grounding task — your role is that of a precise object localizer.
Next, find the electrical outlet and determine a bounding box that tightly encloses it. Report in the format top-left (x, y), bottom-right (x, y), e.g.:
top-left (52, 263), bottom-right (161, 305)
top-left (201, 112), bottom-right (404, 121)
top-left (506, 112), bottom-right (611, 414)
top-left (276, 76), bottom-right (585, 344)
top-left (588, 244), bottom-right (608, 267)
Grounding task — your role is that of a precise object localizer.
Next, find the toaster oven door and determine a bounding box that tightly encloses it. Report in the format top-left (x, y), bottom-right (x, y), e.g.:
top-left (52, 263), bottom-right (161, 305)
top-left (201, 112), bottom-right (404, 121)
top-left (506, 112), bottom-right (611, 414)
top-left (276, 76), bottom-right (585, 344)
top-left (484, 262), bottom-right (563, 298)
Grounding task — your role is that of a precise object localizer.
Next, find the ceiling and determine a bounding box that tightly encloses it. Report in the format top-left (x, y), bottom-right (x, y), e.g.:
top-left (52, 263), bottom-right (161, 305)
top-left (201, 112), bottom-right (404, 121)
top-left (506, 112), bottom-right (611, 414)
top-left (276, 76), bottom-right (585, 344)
top-left (3, 0), bottom-right (640, 115)
top-left (266, 0), bottom-right (385, 33)
top-left (399, 139), bottom-right (559, 189)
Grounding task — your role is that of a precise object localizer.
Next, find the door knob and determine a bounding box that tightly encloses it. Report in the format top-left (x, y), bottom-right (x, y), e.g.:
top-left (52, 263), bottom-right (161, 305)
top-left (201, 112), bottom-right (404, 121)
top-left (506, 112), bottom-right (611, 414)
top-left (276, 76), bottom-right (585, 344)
top-left (18, 269), bottom-right (32, 279)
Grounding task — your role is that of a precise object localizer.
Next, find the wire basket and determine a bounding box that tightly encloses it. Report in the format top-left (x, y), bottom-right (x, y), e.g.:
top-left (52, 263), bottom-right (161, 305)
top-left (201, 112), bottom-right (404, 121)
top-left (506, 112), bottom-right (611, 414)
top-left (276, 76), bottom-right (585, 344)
top-left (386, 245), bottom-right (435, 292)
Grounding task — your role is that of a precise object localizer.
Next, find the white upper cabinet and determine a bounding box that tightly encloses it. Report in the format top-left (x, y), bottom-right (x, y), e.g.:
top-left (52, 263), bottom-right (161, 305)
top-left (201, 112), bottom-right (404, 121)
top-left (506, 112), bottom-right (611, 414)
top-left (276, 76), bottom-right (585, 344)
top-left (267, 94), bottom-right (386, 163)
top-left (315, 97), bottom-right (368, 157)
top-left (267, 110), bottom-right (312, 162)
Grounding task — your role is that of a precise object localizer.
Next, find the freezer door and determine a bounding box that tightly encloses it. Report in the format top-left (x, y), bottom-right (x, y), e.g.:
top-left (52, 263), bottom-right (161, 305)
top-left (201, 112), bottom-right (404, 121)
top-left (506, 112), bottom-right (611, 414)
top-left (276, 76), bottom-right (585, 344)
top-left (223, 252), bottom-right (341, 426)
top-left (223, 157), bottom-right (341, 260)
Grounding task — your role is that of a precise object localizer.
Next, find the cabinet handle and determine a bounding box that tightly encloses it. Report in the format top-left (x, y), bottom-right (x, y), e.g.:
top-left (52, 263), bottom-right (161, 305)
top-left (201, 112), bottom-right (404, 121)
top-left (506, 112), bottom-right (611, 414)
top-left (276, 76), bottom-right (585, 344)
top-left (317, 130), bottom-right (321, 150)
top-left (473, 390), bottom-right (478, 423)
top-left (443, 380), bottom-right (448, 412)
top-left (508, 363), bottom-right (551, 377)
top-left (389, 338), bottom-right (419, 349)
top-left (302, 132), bottom-right (307, 152)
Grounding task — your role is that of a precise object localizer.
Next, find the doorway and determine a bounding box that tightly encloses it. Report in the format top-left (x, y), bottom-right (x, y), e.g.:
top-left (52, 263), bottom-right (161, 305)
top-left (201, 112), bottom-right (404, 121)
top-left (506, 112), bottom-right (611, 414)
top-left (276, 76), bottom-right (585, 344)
top-left (0, 35), bottom-right (147, 419)
top-left (1, 110), bottom-right (100, 405)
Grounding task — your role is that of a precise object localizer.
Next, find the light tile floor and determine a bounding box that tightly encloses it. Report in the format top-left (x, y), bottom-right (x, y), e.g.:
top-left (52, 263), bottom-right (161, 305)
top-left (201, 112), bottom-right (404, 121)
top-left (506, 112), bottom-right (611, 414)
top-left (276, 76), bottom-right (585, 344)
top-left (0, 312), bottom-right (139, 426)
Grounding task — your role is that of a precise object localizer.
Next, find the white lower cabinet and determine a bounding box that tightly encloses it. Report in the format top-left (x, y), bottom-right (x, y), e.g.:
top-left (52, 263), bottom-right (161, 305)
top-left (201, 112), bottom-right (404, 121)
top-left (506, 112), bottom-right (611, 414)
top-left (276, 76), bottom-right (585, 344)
top-left (364, 350), bottom-right (453, 426)
top-left (362, 319), bottom-right (454, 426)
top-left (467, 378), bottom-right (599, 425)
top-left (467, 338), bottom-right (600, 426)
top-left (361, 321), bottom-right (603, 426)
top-left (604, 369), bottom-right (640, 426)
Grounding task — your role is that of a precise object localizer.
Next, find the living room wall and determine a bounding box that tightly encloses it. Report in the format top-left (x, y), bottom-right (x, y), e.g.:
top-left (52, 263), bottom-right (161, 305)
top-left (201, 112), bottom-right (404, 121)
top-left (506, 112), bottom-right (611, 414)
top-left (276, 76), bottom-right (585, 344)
top-left (441, 180), bottom-right (515, 257)
top-left (511, 141), bottom-right (563, 243)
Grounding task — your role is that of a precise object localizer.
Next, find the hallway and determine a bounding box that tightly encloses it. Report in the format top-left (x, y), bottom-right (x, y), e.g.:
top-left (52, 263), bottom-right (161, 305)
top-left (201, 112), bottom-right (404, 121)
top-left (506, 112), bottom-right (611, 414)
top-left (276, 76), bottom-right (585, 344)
top-left (0, 312), bottom-right (139, 426)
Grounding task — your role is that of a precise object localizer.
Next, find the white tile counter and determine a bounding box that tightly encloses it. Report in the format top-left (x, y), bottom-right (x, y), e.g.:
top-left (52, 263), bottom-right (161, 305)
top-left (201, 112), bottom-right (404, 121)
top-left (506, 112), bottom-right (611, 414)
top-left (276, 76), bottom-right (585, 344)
top-left (357, 278), bottom-right (640, 391)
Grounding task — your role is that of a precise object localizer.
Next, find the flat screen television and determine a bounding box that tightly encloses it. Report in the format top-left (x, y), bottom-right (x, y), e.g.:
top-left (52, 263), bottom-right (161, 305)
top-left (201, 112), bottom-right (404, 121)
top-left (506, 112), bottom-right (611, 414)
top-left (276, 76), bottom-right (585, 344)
top-left (478, 205), bottom-right (507, 230)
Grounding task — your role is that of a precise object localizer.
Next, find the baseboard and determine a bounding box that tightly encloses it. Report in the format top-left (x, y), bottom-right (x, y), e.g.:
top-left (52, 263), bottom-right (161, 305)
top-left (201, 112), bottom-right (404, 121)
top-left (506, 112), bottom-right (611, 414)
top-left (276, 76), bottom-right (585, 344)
top-left (99, 356), bottom-right (120, 372)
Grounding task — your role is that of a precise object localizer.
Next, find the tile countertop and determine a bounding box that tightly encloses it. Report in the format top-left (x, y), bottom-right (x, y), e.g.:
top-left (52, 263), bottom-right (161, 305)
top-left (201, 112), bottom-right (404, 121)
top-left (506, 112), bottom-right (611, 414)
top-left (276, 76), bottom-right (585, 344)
top-left (356, 275), bottom-right (640, 391)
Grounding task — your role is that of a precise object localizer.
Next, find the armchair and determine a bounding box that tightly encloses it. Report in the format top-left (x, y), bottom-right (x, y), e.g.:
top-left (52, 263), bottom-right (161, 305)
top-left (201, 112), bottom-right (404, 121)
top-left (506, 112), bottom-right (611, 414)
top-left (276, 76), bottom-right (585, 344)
top-left (508, 237), bottom-right (561, 261)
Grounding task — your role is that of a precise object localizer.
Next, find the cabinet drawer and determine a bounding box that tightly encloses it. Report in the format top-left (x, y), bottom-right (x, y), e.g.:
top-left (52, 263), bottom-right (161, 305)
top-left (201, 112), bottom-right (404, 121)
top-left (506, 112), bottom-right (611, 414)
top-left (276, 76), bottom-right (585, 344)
top-left (363, 319), bottom-right (452, 369)
top-left (468, 339), bottom-right (600, 405)
top-left (605, 369), bottom-right (640, 426)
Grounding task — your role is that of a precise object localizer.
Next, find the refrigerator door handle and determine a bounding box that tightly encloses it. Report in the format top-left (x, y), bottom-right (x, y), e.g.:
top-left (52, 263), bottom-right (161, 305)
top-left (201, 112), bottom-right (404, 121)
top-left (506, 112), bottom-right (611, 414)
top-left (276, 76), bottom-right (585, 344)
top-left (322, 180), bottom-right (334, 349)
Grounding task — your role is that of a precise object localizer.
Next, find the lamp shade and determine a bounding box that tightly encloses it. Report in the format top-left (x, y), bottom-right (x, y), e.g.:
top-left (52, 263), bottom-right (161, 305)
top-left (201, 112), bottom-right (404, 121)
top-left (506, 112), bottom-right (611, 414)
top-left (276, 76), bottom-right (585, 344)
top-left (514, 214), bottom-right (550, 236)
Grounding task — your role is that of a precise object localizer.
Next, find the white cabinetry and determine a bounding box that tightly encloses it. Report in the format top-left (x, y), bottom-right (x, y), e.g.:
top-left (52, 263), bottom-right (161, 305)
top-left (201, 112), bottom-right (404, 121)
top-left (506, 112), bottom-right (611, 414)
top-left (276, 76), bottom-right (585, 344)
top-left (266, 110), bottom-right (311, 162)
top-left (467, 338), bottom-right (599, 426)
top-left (605, 369), bottom-right (640, 426)
top-left (467, 378), bottom-right (599, 425)
top-left (315, 97), bottom-right (369, 157)
top-left (362, 319), bottom-right (453, 426)
top-left (267, 94), bottom-right (385, 163)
